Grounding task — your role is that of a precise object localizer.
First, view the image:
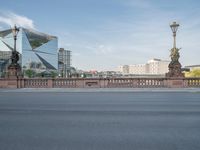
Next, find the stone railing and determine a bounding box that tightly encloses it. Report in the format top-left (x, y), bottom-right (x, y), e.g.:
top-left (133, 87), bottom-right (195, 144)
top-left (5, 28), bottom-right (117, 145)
top-left (107, 78), bottom-right (165, 88)
top-left (1, 77), bottom-right (200, 88)
top-left (184, 78), bottom-right (200, 87)
top-left (24, 79), bottom-right (49, 88)
top-left (53, 79), bottom-right (77, 88)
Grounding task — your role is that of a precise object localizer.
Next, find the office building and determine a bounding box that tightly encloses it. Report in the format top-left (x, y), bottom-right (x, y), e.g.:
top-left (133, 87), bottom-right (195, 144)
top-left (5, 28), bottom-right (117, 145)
top-left (147, 59), bottom-right (169, 74)
top-left (58, 48), bottom-right (71, 77)
top-left (0, 28), bottom-right (58, 76)
top-left (118, 58), bottom-right (170, 75)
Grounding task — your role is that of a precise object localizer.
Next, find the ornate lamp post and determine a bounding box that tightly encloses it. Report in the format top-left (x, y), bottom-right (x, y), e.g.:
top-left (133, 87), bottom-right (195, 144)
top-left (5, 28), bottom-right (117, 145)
top-left (12, 25), bottom-right (20, 63)
top-left (7, 25), bottom-right (21, 78)
top-left (170, 22), bottom-right (179, 49)
top-left (166, 22), bottom-right (184, 78)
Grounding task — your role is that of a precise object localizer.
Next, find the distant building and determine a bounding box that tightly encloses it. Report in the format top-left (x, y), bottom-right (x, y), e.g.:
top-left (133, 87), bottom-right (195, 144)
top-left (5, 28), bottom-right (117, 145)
top-left (129, 64), bottom-right (148, 74)
top-left (185, 65), bottom-right (200, 71)
top-left (0, 28), bottom-right (58, 76)
top-left (147, 59), bottom-right (169, 74)
top-left (118, 58), bottom-right (170, 75)
top-left (58, 48), bottom-right (71, 77)
top-left (0, 51), bottom-right (11, 77)
top-left (118, 65), bottom-right (129, 74)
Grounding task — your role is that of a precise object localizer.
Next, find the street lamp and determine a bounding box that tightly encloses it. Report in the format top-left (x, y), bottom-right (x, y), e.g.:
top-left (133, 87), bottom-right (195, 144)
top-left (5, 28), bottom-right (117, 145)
top-left (10, 25), bottom-right (20, 65)
top-left (166, 21), bottom-right (184, 78)
top-left (7, 25), bottom-right (21, 78)
top-left (169, 22), bottom-right (180, 63)
top-left (12, 25), bottom-right (20, 53)
top-left (170, 22), bottom-right (179, 49)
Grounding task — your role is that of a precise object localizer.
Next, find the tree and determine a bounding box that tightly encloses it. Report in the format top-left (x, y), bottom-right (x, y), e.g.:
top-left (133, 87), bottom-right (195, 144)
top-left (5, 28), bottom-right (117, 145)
top-left (25, 69), bottom-right (36, 78)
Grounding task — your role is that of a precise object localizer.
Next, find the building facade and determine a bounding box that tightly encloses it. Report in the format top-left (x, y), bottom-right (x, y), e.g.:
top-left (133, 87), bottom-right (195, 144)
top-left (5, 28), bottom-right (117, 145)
top-left (118, 65), bottom-right (129, 74)
top-left (129, 64), bottom-right (148, 74)
top-left (0, 28), bottom-right (58, 77)
top-left (58, 48), bottom-right (72, 77)
top-left (118, 58), bottom-right (170, 75)
top-left (185, 65), bottom-right (200, 71)
top-left (147, 59), bottom-right (169, 74)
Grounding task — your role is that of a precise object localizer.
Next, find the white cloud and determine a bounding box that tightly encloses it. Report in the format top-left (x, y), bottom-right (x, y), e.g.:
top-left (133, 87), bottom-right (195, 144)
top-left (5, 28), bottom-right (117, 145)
top-left (0, 11), bottom-right (35, 29)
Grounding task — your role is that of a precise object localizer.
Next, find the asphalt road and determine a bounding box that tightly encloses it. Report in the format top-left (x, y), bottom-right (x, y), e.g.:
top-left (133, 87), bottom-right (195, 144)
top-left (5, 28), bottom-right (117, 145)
top-left (0, 91), bottom-right (200, 150)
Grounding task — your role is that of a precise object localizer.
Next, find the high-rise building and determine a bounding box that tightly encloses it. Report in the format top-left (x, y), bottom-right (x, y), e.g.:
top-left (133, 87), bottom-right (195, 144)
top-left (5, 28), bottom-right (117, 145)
top-left (0, 28), bottom-right (58, 77)
top-left (0, 51), bottom-right (11, 77)
top-left (58, 48), bottom-right (71, 77)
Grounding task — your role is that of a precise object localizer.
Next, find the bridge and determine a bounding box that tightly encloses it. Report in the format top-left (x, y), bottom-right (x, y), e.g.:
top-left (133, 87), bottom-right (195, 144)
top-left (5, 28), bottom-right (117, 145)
top-left (1, 22), bottom-right (199, 89)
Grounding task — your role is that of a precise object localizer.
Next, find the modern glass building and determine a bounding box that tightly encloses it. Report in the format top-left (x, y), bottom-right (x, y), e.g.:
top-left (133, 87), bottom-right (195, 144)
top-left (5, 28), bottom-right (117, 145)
top-left (0, 28), bottom-right (58, 77)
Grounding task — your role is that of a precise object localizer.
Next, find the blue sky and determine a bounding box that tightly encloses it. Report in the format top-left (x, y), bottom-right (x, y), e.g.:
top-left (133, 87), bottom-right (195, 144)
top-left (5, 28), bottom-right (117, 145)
top-left (0, 0), bottom-right (200, 71)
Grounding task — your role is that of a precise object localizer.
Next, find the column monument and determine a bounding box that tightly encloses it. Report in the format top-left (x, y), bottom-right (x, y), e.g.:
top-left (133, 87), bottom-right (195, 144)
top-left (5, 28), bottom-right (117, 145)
top-left (7, 25), bottom-right (21, 78)
top-left (166, 22), bottom-right (184, 78)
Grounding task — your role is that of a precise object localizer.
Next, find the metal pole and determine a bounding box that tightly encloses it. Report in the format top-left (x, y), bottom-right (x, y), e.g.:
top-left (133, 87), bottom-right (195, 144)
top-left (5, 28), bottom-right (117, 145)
top-left (13, 25), bottom-right (17, 52)
top-left (173, 32), bottom-right (176, 48)
top-left (14, 35), bottom-right (17, 52)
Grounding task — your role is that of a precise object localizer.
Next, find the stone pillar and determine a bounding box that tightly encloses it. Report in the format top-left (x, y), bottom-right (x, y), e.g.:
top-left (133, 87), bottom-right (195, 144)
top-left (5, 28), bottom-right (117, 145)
top-left (6, 63), bottom-right (22, 88)
top-left (99, 78), bottom-right (108, 88)
top-left (7, 64), bottom-right (21, 79)
top-left (47, 79), bottom-right (53, 88)
top-left (76, 79), bottom-right (84, 88)
top-left (165, 78), bottom-right (185, 88)
top-left (166, 61), bottom-right (184, 78)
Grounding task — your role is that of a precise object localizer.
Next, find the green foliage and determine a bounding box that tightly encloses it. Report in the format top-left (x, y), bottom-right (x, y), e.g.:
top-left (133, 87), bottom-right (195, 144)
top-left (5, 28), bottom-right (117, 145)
top-left (185, 69), bottom-right (200, 77)
top-left (0, 72), bottom-right (6, 78)
top-left (25, 69), bottom-right (36, 78)
top-left (24, 69), bottom-right (58, 78)
top-left (38, 71), bottom-right (58, 78)
top-left (50, 71), bottom-right (58, 78)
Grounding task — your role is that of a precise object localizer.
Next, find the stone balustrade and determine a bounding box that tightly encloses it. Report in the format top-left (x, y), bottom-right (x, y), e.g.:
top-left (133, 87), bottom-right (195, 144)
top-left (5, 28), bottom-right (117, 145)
top-left (24, 79), bottom-right (49, 88)
top-left (185, 78), bottom-right (200, 87)
top-left (1, 77), bottom-right (200, 88)
top-left (107, 78), bottom-right (165, 88)
top-left (53, 79), bottom-right (77, 88)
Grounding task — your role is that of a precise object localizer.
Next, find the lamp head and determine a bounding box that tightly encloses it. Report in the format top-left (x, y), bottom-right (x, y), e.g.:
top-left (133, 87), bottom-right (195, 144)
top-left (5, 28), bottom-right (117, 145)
top-left (12, 25), bottom-right (20, 36)
top-left (170, 22), bottom-right (179, 33)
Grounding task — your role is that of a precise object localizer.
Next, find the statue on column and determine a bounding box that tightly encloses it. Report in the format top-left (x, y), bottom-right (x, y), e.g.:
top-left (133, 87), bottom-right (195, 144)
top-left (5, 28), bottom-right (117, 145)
top-left (170, 47), bottom-right (180, 62)
top-left (11, 50), bottom-right (20, 65)
top-left (166, 22), bottom-right (184, 78)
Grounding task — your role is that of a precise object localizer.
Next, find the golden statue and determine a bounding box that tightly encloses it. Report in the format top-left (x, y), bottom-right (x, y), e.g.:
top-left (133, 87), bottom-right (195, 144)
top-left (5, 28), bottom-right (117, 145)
top-left (170, 47), bottom-right (180, 62)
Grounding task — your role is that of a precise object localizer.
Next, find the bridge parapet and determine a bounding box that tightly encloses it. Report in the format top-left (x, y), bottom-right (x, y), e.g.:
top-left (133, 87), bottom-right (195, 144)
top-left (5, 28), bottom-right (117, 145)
top-left (1, 77), bottom-right (200, 88)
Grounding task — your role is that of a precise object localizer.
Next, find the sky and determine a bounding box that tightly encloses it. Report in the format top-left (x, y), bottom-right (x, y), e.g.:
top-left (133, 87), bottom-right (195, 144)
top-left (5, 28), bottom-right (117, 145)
top-left (0, 0), bottom-right (200, 71)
